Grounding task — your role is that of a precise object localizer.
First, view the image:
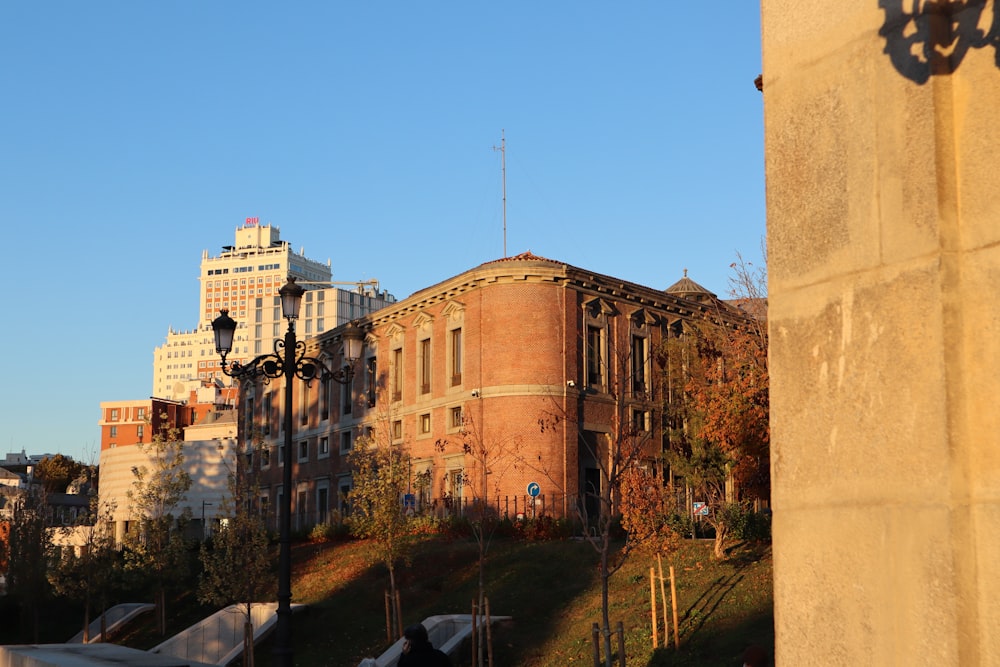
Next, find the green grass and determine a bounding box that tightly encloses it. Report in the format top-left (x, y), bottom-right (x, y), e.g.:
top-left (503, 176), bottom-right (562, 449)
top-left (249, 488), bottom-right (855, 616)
top-left (1, 536), bottom-right (772, 666)
top-left (270, 535), bottom-right (772, 666)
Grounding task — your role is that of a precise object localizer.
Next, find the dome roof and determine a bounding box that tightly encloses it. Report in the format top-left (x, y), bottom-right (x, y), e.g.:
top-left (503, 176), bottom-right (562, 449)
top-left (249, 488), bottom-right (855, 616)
top-left (665, 269), bottom-right (717, 301)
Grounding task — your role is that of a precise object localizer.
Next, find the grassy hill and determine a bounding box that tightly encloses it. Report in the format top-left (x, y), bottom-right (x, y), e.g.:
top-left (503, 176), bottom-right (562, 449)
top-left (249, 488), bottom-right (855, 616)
top-left (266, 535), bottom-right (772, 666)
top-left (2, 534), bottom-right (772, 666)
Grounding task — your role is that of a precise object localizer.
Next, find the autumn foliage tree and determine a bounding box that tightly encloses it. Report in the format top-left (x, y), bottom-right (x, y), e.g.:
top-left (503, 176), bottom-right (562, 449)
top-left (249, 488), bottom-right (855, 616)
top-left (618, 466), bottom-right (681, 558)
top-left (124, 418), bottom-right (193, 635)
top-left (347, 423), bottom-right (412, 641)
top-left (538, 338), bottom-right (663, 667)
top-left (660, 251), bottom-right (769, 559)
top-left (199, 438), bottom-right (273, 667)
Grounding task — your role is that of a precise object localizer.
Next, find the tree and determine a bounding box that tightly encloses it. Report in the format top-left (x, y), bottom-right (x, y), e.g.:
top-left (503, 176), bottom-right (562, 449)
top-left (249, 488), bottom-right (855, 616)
top-left (347, 420), bottom-right (412, 640)
top-left (199, 437), bottom-right (274, 667)
top-left (34, 454), bottom-right (86, 494)
top-left (618, 466), bottom-right (682, 558)
top-left (538, 340), bottom-right (665, 667)
top-left (123, 417), bottom-right (193, 636)
top-left (49, 496), bottom-right (123, 643)
top-left (439, 412), bottom-right (522, 667)
top-left (660, 249), bottom-right (769, 559)
top-left (4, 488), bottom-right (53, 642)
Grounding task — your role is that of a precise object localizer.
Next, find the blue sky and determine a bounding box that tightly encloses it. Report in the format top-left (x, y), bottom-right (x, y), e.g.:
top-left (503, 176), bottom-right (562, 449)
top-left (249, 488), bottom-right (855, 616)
top-left (0, 3), bottom-right (764, 464)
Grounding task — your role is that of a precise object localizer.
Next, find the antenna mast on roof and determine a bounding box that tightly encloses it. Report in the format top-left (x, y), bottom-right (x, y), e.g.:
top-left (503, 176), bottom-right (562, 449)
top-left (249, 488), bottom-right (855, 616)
top-left (493, 129), bottom-right (507, 257)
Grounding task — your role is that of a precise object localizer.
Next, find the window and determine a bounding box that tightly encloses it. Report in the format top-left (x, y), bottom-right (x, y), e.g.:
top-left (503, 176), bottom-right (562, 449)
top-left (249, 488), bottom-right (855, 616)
top-left (342, 381), bottom-right (353, 415)
top-left (245, 395), bottom-right (255, 437)
top-left (137, 425), bottom-right (144, 442)
top-left (632, 408), bottom-right (650, 433)
top-left (317, 484), bottom-right (330, 525)
top-left (367, 357), bottom-right (377, 407)
top-left (319, 436), bottom-right (330, 457)
top-left (392, 348), bottom-right (403, 402)
top-left (109, 426), bottom-right (118, 438)
top-left (449, 469), bottom-right (464, 501)
top-left (136, 407), bottom-right (146, 421)
top-left (298, 440), bottom-right (309, 462)
top-left (631, 335), bottom-right (649, 396)
top-left (586, 325), bottom-right (604, 389)
top-left (300, 383), bottom-right (309, 426)
top-left (419, 338), bottom-right (431, 395)
top-left (260, 446), bottom-right (271, 469)
top-left (110, 408), bottom-right (120, 422)
top-left (450, 406), bottom-right (463, 429)
top-left (296, 486), bottom-right (308, 530)
top-left (392, 420), bottom-right (403, 441)
top-left (450, 328), bottom-right (463, 386)
top-left (338, 478), bottom-right (353, 512)
top-left (259, 492), bottom-right (269, 521)
top-left (321, 377), bottom-right (331, 421)
top-left (262, 394), bottom-right (272, 435)
top-left (278, 442), bottom-right (285, 466)
top-left (420, 413), bottom-right (431, 434)
top-left (340, 431), bottom-right (352, 453)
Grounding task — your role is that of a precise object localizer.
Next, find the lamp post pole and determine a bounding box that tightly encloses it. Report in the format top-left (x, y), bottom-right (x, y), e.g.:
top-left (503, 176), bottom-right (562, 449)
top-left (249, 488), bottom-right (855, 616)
top-left (273, 317), bottom-right (297, 667)
top-left (212, 276), bottom-right (363, 667)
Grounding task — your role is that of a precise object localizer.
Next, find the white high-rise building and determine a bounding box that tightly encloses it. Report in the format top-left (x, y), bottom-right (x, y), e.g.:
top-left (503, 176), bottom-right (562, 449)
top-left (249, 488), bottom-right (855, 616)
top-left (153, 219), bottom-right (395, 399)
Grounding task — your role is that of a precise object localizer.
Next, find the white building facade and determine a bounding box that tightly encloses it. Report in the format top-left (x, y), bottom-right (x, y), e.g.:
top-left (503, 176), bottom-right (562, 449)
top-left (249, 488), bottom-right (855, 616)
top-left (153, 218), bottom-right (396, 400)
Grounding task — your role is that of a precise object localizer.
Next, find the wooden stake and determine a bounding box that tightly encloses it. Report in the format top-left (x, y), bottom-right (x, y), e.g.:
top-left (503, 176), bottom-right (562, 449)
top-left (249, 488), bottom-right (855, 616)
top-left (617, 621), bottom-right (626, 667)
top-left (471, 600), bottom-right (478, 667)
top-left (395, 589), bottom-right (403, 637)
top-left (485, 597), bottom-right (494, 667)
top-left (384, 591), bottom-right (392, 644)
top-left (669, 566), bottom-right (680, 650)
top-left (591, 622), bottom-right (601, 667)
top-left (657, 554), bottom-right (669, 647)
top-left (650, 566), bottom-right (658, 648)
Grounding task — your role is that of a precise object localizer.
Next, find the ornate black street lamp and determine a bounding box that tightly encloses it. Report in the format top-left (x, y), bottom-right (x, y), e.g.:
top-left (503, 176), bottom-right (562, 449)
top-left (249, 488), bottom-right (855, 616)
top-left (212, 276), bottom-right (363, 667)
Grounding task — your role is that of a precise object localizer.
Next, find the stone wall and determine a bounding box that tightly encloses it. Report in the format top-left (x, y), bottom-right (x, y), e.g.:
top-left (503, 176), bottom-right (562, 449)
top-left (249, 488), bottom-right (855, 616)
top-left (762, 1), bottom-right (1000, 664)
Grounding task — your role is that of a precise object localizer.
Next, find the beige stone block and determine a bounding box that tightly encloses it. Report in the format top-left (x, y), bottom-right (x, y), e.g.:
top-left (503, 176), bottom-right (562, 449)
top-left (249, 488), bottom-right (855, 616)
top-left (953, 53), bottom-right (1000, 251)
top-left (773, 504), bottom-right (958, 665)
top-left (765, 51), bottom-right (943, 291)
top-left (971, 502), bottom-right (1000, 663)
top-left (761, 1), bottom-right (877, 70)
top-left (764, 0), bottom-right (1000, 664)
top-left (960, 246), bottom-right (1000, 495)
top-left (770, 262), bottom-right (949, 508)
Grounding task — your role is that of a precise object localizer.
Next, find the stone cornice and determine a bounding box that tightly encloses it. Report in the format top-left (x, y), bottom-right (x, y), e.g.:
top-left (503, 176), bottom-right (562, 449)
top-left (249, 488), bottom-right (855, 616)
top-left (310, 255), bottom-right (741, 352)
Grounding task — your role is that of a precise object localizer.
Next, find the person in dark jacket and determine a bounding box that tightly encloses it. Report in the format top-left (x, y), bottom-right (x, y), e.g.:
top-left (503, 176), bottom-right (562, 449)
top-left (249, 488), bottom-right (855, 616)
top-left (397, 623), bottom-right (453, 667)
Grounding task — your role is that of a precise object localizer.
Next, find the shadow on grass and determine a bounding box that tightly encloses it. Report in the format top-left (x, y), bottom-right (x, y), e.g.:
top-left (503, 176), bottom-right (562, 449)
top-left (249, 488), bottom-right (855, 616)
top-left (646, 542), bottom-right (773, 667)
top-left (645, 609), bottom-right (773, 666)
top-left (250, 537), bottom-right (601, 666)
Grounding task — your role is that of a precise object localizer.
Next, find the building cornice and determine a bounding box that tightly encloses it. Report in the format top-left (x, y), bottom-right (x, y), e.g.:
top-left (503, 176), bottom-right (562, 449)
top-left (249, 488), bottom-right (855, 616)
top-left (310, 253), bottom-right (741, 352)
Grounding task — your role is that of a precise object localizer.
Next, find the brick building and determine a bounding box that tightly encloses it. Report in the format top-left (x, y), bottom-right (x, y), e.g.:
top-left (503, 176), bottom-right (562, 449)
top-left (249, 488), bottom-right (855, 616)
top-left (98, 382), bottom-right (241, 542)
top-left (237, 253), bottom-right (737, 527)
